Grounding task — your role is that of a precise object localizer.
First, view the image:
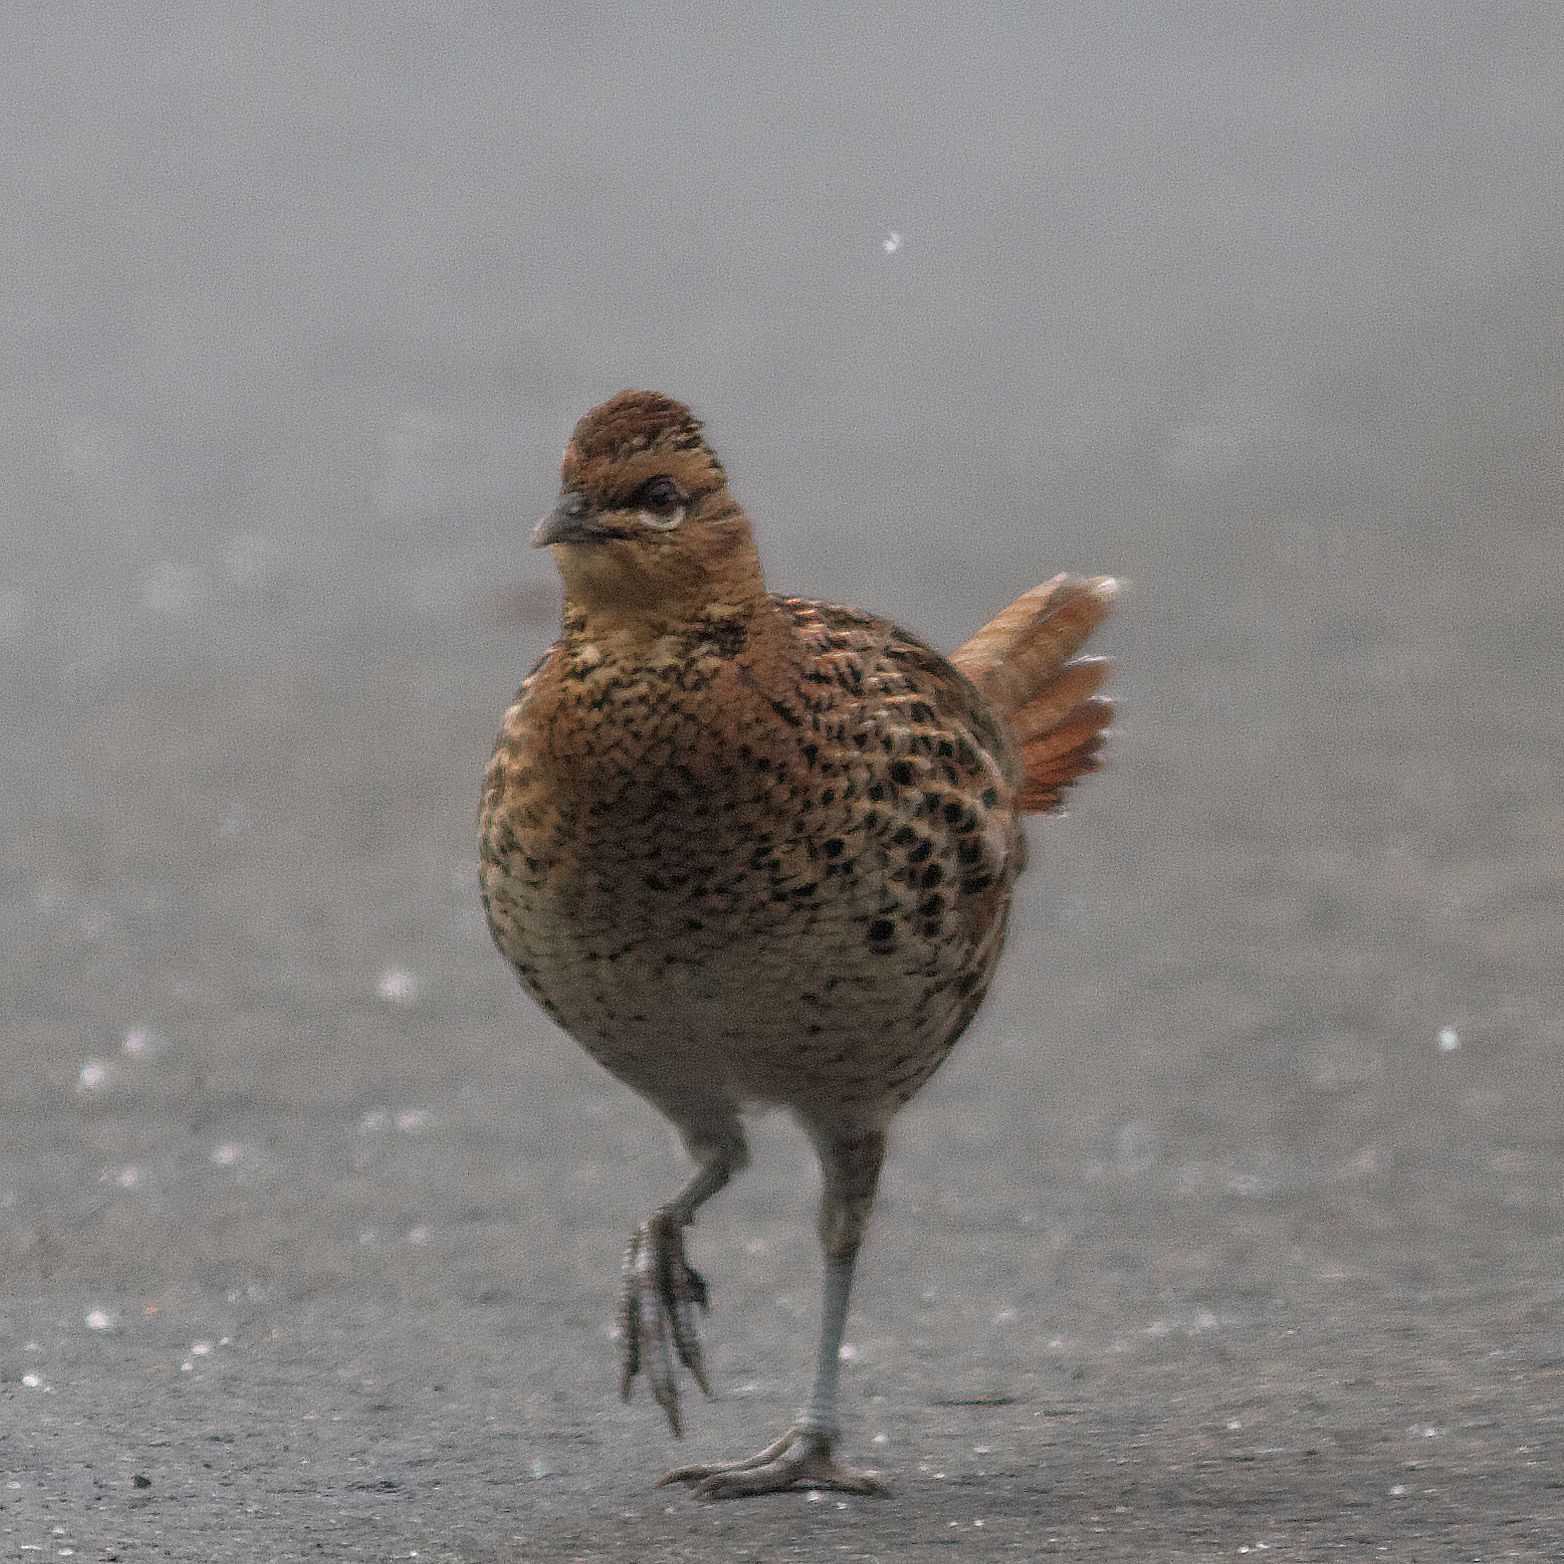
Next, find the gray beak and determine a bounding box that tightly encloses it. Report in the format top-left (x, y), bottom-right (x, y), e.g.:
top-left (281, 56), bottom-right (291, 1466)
top-left (531, 493), bottom-right (592, 548)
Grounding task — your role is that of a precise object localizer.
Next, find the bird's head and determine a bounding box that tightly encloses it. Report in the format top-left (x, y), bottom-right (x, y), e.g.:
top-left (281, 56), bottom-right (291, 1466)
top-left (534, 390), bottom-right (765, 625)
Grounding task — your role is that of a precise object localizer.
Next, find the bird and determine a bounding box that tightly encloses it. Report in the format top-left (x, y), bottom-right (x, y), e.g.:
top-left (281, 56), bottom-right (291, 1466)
top-left (479, 389), bottom-right (1117, 1499)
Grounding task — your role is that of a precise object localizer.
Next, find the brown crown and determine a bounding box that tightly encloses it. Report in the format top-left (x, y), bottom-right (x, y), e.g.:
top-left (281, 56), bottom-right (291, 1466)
top-left (566, 390), bottom-right (717, 467)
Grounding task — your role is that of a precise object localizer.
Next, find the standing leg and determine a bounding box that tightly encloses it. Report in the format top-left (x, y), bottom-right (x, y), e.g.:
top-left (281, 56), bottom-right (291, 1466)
top-left (620, 1114), bottom-right (749, 1437)
top-left (660, 1124), bottom-right (890, 1499)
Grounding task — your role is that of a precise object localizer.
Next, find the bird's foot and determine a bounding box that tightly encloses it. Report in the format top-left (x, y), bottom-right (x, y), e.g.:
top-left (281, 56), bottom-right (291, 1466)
top-left (657, 1424), bottom-right (889, 1500)
top-left (618, 1209), bottom-right (711, 1436)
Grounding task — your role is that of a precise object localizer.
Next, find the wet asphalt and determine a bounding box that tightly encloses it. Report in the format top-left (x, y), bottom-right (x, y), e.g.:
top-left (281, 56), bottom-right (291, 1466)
top-left (3, 5), bottom-right (1563, 1560)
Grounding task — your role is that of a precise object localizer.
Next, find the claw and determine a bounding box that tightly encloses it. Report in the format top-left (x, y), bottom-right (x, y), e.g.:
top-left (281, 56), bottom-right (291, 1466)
top-left (616, 1235), bottom-right (641, 1398)
top-left (658, 1424), bottom-right (889, 1500)
top-left (617, 1212), bottom-right (714, 1436)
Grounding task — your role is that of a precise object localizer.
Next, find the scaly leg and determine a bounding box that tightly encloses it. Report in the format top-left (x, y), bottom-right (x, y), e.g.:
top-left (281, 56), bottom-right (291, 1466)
top-left (619, 1119), bottom-right (747, 1437)
top-left (660, 1125), bottom-right (889, 1499)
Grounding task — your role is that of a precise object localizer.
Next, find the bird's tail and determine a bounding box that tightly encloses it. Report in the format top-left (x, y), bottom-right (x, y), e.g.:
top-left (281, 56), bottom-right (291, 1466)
top-left (952, 574), bottom-right (1119, 814)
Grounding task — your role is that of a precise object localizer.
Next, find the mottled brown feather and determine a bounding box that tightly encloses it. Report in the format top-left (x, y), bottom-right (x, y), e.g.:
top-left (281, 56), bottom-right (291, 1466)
top-left (485, 392), bottom-right (1117, 1124)
top-left (567, 389), bottom-right (713, 463)
top-left (478, 392), bottom-right (1118, 1482)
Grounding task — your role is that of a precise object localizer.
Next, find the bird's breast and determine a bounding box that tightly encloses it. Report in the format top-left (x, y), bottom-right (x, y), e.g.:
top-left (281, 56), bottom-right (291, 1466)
top-left (479, 625), bottom-right (1020, 1110)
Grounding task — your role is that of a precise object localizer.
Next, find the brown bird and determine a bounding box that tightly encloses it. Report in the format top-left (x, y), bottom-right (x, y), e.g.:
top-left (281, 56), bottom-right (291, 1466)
top-left (479, 390), bottom-right (1116, 1498)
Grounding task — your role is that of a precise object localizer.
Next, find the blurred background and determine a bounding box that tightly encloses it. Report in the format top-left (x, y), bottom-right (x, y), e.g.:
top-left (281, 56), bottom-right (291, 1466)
top-left (3, 4), bottom-right (1561, 1559)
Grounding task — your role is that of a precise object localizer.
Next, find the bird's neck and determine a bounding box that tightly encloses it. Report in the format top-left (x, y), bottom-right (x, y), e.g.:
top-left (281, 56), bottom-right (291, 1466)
top-left (556, 518), bottom-right (771, 651)
top-left (558, 590), bottom-right (784, 671)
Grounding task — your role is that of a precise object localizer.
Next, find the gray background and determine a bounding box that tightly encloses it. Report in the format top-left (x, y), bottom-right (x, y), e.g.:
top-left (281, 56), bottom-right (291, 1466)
top-left (3, 3), bottom-right (1562, 1559)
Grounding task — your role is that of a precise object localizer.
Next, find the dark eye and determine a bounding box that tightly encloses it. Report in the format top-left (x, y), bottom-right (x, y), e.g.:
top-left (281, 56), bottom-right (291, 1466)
top-left (636, 477), bottom-right (683, 511)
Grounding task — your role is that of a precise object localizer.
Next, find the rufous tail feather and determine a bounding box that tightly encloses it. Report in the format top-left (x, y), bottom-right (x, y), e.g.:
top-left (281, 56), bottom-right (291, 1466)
top-left (952, 574), bottom-right (1119, 813)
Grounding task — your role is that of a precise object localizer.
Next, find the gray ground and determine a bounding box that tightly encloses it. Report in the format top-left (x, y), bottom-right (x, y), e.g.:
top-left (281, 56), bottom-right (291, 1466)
top-left (3, 4), bottom-right (1563, 1560)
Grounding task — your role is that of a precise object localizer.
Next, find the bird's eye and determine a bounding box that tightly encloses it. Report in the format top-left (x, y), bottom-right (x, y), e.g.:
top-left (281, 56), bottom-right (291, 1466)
top-left (631, 476), bottom-right (686, 532)
top-left (637, 477), bottom-right (683, 511)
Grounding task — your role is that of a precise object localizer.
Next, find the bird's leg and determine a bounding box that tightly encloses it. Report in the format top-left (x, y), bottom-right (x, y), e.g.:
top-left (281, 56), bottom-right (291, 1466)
top-left (660, 1126), bottom-right (889, 1499)
top-left (619, 1120), bottom-right (747, 1437)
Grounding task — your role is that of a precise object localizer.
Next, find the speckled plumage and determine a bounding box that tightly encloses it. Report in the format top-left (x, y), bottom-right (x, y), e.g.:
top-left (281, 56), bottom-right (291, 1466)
top-left (482, 595), bottom-right (1017, 1119)
top-left (479, 390), bottom-right (1116, 1497)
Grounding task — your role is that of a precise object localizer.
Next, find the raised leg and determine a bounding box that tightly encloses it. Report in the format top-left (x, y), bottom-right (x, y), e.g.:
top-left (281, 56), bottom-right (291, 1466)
top-left (660, 1124), bottom-right (890, 1499)
top-left (619, 1117), bottom-right (748, 1437)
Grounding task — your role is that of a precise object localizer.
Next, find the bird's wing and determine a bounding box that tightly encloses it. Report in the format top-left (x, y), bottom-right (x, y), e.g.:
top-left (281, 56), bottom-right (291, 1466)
top-left (772, 596), bottom-right (1019, 788)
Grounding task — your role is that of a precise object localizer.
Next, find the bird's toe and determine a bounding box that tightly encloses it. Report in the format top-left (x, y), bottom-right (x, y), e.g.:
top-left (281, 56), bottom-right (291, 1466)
top-left (617, 1212), bottom-right (713, 1436)
top-left (658, 1425), bottom-right (888, 1500)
